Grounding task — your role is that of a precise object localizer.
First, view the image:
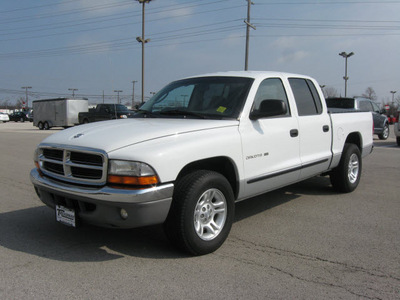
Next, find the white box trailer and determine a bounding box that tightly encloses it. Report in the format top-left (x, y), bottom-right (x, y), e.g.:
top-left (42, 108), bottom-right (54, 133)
top-left (33, 98), bottom-right (88, 130)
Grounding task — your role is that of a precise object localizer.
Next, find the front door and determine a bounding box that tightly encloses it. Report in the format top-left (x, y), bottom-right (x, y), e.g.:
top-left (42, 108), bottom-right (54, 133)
top-left (240, 78), bottom-right (301, 198)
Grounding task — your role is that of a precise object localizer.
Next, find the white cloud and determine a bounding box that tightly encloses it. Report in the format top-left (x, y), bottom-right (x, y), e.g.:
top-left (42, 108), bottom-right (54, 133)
top-left (277, 50), bottom-right (308, 64)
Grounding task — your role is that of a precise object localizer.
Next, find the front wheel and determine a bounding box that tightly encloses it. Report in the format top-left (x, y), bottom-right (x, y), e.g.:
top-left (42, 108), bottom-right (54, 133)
top-left (330, 143), bottom-right (362, 193)
top-left (378, 124), bottom-right (389, 140)
top-left (164, 170), bottom-right (234, 256)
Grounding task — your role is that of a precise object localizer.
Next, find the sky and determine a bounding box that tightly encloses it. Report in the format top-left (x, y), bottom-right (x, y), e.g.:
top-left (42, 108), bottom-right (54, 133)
top-left (1, 0), bottom-right (400, 107)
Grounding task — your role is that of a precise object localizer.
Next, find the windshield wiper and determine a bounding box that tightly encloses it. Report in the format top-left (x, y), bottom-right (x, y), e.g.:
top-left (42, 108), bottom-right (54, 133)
top-left (159, 109), bottom-right (208, 119)
top-left (134, 109), bottom-right (159, 118)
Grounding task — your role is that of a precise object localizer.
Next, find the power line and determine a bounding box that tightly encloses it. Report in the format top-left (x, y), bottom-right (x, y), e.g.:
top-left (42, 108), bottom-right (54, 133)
top-left (0, 2), bottom-right (243, 42)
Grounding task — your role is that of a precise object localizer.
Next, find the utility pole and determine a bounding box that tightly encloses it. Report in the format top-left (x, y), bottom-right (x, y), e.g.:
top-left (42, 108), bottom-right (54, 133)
top-left (102, 90), bottom-right (105, 104)
top-left (136, 0), bottom-right (153, 104)
top-left (244, 0), bottom-right (256, 71)
top-left (21, 86), bottom-right (32, 109)
top-left (132, 80), bottom-right (137, 109)
top-left (68, 88), bottom-right (78, 98)
top-left (114, 90), bottom-right (123, 104)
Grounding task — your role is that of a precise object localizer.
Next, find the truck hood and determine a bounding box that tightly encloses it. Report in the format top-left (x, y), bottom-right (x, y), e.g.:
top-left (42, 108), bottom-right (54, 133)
top-left (40, 118), bottom-right (239, 153)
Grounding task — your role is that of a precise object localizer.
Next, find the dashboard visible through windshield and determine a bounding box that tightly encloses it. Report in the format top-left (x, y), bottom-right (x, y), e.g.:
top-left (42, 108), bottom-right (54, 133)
top-left (134, 76), bottom-right (254, 119)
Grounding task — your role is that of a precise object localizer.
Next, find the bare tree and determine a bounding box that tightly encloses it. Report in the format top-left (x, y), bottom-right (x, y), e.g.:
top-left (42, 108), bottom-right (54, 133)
top-left (362, 87), bottom-right (377, 101)
top-left (323, 86), bottom-right (338, 98)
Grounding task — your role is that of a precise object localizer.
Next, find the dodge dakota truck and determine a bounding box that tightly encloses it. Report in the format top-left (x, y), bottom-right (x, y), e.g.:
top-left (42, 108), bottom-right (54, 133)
top-left (30, 71), bottom-right (373, 255)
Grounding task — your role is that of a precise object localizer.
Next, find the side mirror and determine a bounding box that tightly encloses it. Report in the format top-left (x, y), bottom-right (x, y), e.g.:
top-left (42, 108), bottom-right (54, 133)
top-left (250, 99), bottom-right (287, 120)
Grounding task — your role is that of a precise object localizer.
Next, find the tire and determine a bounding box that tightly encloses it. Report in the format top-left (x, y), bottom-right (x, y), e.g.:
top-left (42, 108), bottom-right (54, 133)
top-left (44, 122), bottom-right (50, 130)
top-left (164, 170), bottom-right (234, 256)
top-left (83, 118), bottom-right (89, 124)
top-left (397, 137), bottom-right (400, 146)
top-left (378, 124), bottom-right (389, 140)
top-left (330, 143), bottom-right (362, 193)
top-left (38, 122), bottom-right (44, 130)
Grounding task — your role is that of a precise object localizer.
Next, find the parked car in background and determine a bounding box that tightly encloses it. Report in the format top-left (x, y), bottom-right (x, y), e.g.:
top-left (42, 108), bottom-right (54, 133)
top-left (8, 111), bottom-right (29, 122)
top-left (0, 112), bottom-right (9, 123)
top-left (326, 97), bottom-right (389, 140)
top-left (78, 104), bottom-right (133, 124)
top-left (27, 110), bottom-right (33, 122)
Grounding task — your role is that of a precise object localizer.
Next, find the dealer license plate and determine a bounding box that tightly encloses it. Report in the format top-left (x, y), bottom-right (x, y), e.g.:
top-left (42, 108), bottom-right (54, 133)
top-left (56, 205), bottom-right (76, 227)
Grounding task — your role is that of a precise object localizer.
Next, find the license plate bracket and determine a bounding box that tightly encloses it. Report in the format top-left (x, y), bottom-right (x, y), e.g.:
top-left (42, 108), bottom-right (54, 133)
top-left (56, 205), bottom-right (77, 227)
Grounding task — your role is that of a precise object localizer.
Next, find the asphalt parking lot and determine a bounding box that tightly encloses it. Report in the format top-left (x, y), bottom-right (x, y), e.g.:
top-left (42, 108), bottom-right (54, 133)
top-left (1, 122), bottom-right (399, 299)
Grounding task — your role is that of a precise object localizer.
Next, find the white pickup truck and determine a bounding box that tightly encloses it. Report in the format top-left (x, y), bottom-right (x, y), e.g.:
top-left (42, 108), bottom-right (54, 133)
top-left (30, 71), bottom-right (373, 255)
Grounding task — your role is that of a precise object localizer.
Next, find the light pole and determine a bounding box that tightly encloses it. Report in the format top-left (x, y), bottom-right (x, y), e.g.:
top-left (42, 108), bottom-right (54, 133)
top-left (114, 90), bottom-right (123, 104)
top-left (132, 80), bottom-right (137, 109)
top-left (68, 88), bottom-right (78, 98)
top-left (21, 86), bottom-right (32, 109)
top-left (136, 0), bottom-right (153, 104)
top-left (339, 51), bottom-right (354, 97)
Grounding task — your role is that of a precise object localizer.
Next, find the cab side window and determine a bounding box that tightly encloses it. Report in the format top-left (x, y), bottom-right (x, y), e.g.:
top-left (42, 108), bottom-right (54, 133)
top-left (253, 78), bottom-right (290, 116)
top-left (289, 78), bottom-right (323, 116)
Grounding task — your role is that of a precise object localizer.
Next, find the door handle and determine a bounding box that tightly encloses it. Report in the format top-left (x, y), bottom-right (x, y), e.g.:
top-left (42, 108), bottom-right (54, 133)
top-left (290, 129), bottom-right (299, 137)
top-left (323, 125), bottom-right (330, 132)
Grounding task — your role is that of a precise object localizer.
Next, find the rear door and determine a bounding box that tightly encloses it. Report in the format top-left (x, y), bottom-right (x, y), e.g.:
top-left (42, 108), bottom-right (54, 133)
top-left (288, 78), bottom-right (332, 178)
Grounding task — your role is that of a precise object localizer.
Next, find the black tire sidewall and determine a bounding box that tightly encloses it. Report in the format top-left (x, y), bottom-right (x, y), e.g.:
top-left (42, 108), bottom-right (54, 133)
top-left (166, 170), bottom-right (234, 255)
top-left (331, 143), bottom-right (362, 193)
top-left (379, 124), bottom-right (389, 140)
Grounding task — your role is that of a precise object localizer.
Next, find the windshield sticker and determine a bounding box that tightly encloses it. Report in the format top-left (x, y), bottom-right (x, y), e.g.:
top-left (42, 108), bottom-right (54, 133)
top-left (216, 106), bottom-right (227, 113)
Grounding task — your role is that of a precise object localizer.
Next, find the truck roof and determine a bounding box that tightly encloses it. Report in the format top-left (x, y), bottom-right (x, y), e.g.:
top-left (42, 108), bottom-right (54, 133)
top-left (186, 71), bottom-right (314, 81)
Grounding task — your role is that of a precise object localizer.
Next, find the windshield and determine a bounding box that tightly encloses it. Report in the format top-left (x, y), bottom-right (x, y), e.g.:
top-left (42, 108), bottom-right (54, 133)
top-left (136, 76), bottom-right (254, 119)
top-left (113, 104), bottom-right (130, 112)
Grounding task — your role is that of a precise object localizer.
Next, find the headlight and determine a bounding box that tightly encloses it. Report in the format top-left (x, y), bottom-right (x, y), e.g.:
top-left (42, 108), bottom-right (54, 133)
top-left (108, 160), bottom-right (159, 186)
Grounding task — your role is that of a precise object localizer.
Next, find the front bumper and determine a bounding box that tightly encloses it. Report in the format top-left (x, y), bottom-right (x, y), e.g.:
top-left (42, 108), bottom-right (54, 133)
top-left (30, 168), bottom-right (174, 228)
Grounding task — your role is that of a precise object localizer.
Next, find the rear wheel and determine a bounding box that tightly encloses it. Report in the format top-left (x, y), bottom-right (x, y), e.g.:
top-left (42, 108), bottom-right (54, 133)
top-left (44, 122), bottom-right (50, 130)
top-left (378, 124), bottom-right (389, 140)
top-left (330, 143), bottom-right (362, 193)
top-left (164, 170), bottom-right (234, 256)
top-left (38, 122), bottom-right (44, 130)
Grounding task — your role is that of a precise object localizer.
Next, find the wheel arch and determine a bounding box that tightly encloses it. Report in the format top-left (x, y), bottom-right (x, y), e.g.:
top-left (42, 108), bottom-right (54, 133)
top-left (344, 132), bottom-right (362, 151)
top-left (176, 156), bottom-right (239, 200)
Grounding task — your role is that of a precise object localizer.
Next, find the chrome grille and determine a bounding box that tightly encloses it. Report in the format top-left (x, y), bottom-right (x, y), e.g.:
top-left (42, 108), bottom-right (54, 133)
top-left (38, 146), bottom-right (107, 186)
